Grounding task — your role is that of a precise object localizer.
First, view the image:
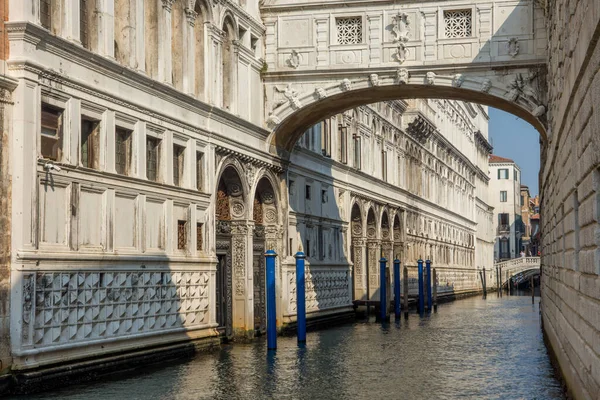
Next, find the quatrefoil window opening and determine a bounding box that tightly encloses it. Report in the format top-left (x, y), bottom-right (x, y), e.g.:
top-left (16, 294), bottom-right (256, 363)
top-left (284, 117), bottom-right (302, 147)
top-left (336, 17), bottom-right (363, 45)
top-left (443, 9), bottom-right (472, 38)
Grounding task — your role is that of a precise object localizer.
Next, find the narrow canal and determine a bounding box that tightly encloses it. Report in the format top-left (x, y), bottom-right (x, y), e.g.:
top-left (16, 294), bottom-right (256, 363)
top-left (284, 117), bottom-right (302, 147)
top-left (13, 294), bottom-right (565, 400)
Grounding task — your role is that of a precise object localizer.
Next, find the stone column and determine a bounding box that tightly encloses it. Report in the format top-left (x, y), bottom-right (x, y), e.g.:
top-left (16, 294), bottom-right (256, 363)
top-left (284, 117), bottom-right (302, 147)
top-left (230, 220), bottom-right (253, 338)
top-left (159, 0), bottom-right (174, 84)
top-left (352, 237), bottom-right (367, 300)
top-left (62, 0), bottom-right (80, 42)
top-left (367, 240), bottom-right (381, 301)
top-left (183, 7), bottom-right (198, 95)
top-left (135, 0), bottom-right (145, 72)
top-left (10, 0), bottom-right (37, 23)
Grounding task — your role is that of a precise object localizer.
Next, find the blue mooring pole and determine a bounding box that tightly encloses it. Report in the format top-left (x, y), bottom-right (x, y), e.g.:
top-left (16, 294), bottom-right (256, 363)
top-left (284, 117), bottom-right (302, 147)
top-left (417, 259), bottom-right (424, 314)
top-left (394, 259), bottom-right (401, 319)
top-left (265, 250), bottom-right (277, 350)
top-left (426, 259), bottom-right (432, 312)
top-left (379, 257), bottom-right (387, 322)
top-left (295, 251), bottom-right (306, 344)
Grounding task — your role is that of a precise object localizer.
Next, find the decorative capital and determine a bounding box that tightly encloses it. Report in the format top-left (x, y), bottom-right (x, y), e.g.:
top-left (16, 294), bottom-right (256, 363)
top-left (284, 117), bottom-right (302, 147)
top-left (161, 0), bottom-right (175, 12)
top-left (185, 8), bottom-right (198, 26)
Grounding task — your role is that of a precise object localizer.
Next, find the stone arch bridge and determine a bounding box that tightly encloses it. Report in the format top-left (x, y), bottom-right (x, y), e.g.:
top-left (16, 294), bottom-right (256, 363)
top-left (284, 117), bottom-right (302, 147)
top-left (261, 0), bottom-right (548, 155)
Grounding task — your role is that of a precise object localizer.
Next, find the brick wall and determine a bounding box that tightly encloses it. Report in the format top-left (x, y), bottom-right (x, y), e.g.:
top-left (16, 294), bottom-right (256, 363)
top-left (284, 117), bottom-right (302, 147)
top-left (541, 1), bottom-right (600, 399)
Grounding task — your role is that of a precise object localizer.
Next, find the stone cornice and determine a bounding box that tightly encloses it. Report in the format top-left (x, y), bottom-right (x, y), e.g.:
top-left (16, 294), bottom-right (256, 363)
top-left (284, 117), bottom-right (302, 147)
top-left (216, 146), bottom-right (286, 173)
top-left (474, 130), bottom-right (493, 154)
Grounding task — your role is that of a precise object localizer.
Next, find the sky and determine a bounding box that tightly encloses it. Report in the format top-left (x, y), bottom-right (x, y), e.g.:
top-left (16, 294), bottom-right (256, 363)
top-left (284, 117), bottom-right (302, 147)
top-left (488, 108), bottom-right (541, 196)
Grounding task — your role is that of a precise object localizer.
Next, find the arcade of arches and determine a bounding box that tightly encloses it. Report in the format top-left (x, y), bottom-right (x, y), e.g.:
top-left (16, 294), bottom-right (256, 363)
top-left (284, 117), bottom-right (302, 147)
top-left (0, 1), bottom-right (599, 399)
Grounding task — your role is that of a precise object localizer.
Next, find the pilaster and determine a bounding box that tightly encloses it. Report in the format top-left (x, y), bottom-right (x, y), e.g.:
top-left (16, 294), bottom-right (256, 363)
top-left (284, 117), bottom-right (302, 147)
top-left (315, 17), bottom-right (329, 67)
top-left (62, 0), bottom-right (81, 43)
top-left (231, 220), bottom-right (254, 337)
top-left (352, 237), bottom-right (366, 301)
top-left (367, 240), bottom-right (381, 301)
top-left (159, 0), bottom-right (174, 84)
top-left (184, 8), bottom-right (198, 95)
top-left (98, 0), bottom-right (115, 57)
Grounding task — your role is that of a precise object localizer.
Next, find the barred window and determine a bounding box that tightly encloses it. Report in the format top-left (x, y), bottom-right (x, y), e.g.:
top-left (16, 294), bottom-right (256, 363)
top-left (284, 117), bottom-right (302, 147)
top-left (115, 128), bottom-right (132, 176)
top-left (177, 220), bottom-right (187, 250)
top-left (173, 144), bottom-right (185, 187)
top-left (196, 223), bottom-right (203, 251)
top-left (444, 10), bottom-right (472, 38)
top-left (146, 137), bottom-right (160, 181)
top-left (336, 17), bottom-right (362, 45)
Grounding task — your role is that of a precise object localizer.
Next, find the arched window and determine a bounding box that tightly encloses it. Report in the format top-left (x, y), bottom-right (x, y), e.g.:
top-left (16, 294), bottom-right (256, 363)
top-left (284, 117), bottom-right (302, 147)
top-left (222, 17), bottom-right (235, 110)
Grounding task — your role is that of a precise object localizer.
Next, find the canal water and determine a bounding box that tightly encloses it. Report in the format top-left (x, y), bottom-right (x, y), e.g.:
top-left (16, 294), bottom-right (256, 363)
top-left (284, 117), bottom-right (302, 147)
top-left (13, 294), bottom-right (565, 400)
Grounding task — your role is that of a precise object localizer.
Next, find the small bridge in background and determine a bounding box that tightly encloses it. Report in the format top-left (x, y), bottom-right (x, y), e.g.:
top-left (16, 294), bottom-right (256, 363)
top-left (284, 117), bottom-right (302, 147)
top-left (494, 257), bottom-right (540, 287)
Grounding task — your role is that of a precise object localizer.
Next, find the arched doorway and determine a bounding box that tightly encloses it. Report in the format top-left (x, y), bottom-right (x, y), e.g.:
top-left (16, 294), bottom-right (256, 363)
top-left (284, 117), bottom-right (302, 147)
top-left (252, 177), bottom-right (278, 334)
top-left (366, 207), bottom-right (378, 301)
top-left (350, 203), bottom-right (364, 300)
top-left (215, 166), bottom-right (246, 337)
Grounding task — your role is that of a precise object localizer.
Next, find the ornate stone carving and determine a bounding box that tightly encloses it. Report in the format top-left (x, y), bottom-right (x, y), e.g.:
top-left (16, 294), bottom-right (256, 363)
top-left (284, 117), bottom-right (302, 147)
top-left (453, 74), bottom-right (465, 88)
top-left (507, 38), bottom-right (519, 57)
top-left (216, 220), bottom-right (232, 235)
top-left (161, 0), bottom-right (175, 11)
top-left (340, 79), bottom-right (352, 91)
top-left (392, 12), bottom-right (411, 42)
top-left (267, 113), bottom-right (281, 127)
top-left (185, 8), bottom-right (198, 26)
top-left (216, 240), bottom-right (230, 249)
top-left (314, 87), bottom-right (327, 100)
top-left (287, 50), bottom-right (301, 69)
top-left (232, 235), bottom-right (246, 294)
top-left (426, 71), bottom-right (436, 85)
top-left (265, 209), bottom-right (277, 223)
top-left (262, 191), bottom-right (275, 204)
top-left (396, 68), bottom-right (410, 84)
top-left (394, 42), bottom-right (409, 64)
top-left (532, 105), bottom-right (546, 117)
top-left (480, 79), bottom-right (492, 93)
top-left (231, 201), bottom-right (245, 218)
top-left (369, 74), bottom-right (380, 87)
top-left (23, 270), bottom-right (210, 349)
top-left (21, 274), bottom-right (34, 344)
top-left (275, 83), bottom-right (302, 109)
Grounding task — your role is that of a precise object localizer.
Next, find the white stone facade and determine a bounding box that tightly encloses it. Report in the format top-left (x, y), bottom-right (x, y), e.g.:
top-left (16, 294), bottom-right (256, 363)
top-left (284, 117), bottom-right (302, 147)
top-left (489, 157), bottom-right (522, 260)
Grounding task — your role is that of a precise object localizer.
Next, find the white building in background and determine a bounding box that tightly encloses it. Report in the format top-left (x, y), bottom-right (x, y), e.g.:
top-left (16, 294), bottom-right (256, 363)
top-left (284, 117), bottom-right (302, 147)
top-left (489, 155), bottom-right (523, 260)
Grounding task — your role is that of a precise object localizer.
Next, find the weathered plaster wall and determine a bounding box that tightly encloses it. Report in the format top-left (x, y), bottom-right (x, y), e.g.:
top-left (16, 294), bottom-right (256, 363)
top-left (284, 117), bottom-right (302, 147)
top-left (541, 1), bottom-right (600, 399)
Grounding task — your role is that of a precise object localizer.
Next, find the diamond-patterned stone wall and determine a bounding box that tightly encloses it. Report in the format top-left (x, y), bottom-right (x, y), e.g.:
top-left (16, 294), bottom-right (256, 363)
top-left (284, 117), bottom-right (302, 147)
top-left (20, 270), bottom-right (211, 349)
top-left (288, 269), bottom-right (351, 313)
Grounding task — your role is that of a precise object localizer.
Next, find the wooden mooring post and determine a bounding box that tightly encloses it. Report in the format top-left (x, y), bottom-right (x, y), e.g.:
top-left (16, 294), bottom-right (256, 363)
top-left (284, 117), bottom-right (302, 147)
top-left (531, 275), bottom-right (535, 304)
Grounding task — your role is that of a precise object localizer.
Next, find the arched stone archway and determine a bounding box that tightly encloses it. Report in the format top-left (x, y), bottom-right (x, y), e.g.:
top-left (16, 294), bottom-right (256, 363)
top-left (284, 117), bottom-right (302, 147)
top-left (215, 165), bottom-right (250, 338)
top-left (251, 177), bottom-right (279, 334)
top-left (350, 202), bottom-right (365, 301)
top-left (366, 207), bottom-right (380, 302)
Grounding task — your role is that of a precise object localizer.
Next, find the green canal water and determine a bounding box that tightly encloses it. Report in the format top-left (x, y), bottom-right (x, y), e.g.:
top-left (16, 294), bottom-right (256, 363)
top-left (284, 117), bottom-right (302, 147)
top-left (12, 294), bottom-right (565, 399)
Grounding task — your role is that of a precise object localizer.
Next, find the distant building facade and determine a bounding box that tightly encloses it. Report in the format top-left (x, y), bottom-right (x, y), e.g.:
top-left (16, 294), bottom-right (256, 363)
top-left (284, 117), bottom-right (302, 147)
top-left (489, 155), bottom-right (522, 260)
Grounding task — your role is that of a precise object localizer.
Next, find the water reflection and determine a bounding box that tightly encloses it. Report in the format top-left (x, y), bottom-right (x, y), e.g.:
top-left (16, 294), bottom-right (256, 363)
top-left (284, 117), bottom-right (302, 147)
top-left (11, 296), bottom-right (564, 400)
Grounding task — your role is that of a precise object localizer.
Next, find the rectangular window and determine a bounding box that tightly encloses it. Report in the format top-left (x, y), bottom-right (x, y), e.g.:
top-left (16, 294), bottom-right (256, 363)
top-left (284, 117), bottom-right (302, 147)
top-left (81, 118), bottom-right (100, 169)
top-left (177, 220), bottom-right (187, 250)
top-left (305, 185), bottom-right (311, 200)
top-left (196, 151), bottom-right (204, 191)
top-left (289, 238), bottom-right (293, 256)
top-left (500, 191), bottom-right (507, 202)
top-left (336, 16), bottom-right (362, 45)
top-left (173, 144), bottom-right (185, 187)
top-left (444, 9), bottom-right (472, 38)
top-left (322, 189), bottom-right (327, 203)
top-left (353, 134), bottom-right (361, 170)
top-left (382, 151), bottom-right (387, 181)
top-left (498, 168), bottom-right (509, 179)
top-left (321, 120), bottom-right (331, 157)
top-left (146, 136), bottom-right (160, 182)
top-left (40, 0), bottom-right (51, 30)
top-left (40, 104), bottom-right (63, 161)
top-left (305, 239), bottom-right (311, 257)
top-left (196, 223), bottom-right (203, 251)
top-left (115, 127), bottom-right (132, 175)
top-left (520, 195), bottom-right (524, 206)
top-left (338, 125), bottom-right (348, 163)
top-left (500, 213), bottom-right (509, 226)
top-left (514, 170), bottom-right (518, 181)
